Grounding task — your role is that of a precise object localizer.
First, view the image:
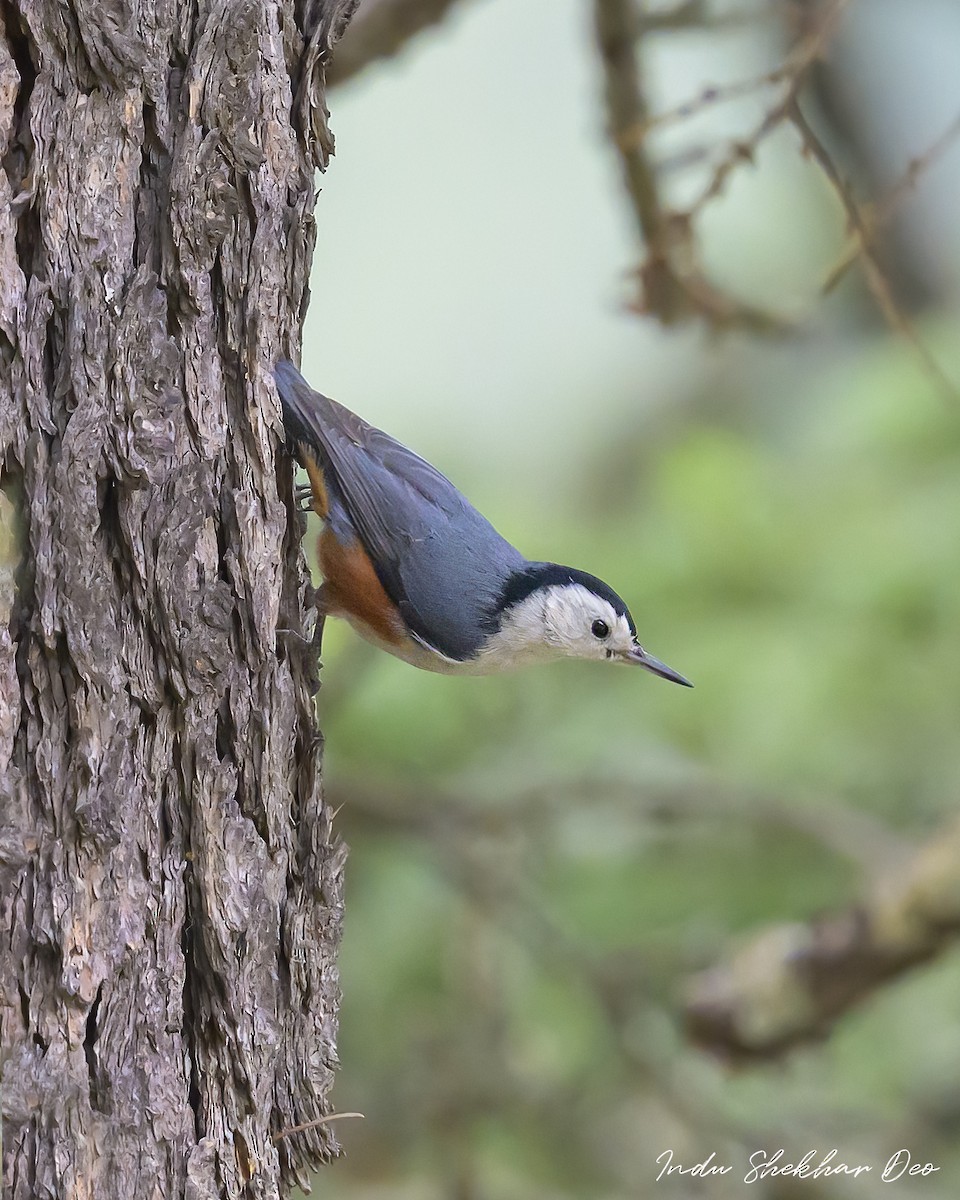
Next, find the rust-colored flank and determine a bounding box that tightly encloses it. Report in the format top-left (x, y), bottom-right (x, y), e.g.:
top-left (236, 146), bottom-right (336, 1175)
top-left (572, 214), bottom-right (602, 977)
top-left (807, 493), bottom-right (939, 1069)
top-left (302, 451), bottom-right (406, 646)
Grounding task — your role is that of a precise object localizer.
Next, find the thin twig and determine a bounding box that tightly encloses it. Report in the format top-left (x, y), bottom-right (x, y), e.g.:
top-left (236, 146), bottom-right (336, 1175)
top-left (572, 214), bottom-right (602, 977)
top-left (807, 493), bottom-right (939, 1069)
top-left (682, 0), bottom-right (851, 218)
top-left (788, 98), bottom-right (960, 401)
top-left (272, 1112), bottom-right (365, 1142)
top-left (621, 63), bottom-right (790, 151)
top-left (637, 0), bottom-right (775, 33)
top-left (593, 0), bottom-right (794, 331)
top-left (823, 107), bottom-right (960, 292)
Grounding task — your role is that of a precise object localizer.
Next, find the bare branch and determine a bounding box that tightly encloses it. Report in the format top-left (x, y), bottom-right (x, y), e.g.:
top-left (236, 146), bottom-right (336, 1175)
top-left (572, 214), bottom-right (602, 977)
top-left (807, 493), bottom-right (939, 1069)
top-left (681, 0), bottom-right (850, 218)
top-left (636, 0), bottom-right (775, 33)
top-left (628, 0), bottom-right (957, 392)
top-left (593, 0), bottom-right (670, 286)
top-left (621, 0), bottom-right (843, 150)
top-left (787, 98), bottom-right (960, 401)
top-left (684, 816), bottom-right (960, 1061)
top-left (593, 0), bottom-right (792, 332)
top-left (823, 107), bottom-right (960, 292)
top-left (327, 0), bottom-right (474, 88)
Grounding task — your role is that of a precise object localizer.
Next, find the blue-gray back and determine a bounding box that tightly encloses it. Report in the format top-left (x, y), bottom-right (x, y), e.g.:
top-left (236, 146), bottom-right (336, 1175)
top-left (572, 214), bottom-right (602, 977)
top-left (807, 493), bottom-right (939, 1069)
top-left (275, 362), bottom-right (526, 661)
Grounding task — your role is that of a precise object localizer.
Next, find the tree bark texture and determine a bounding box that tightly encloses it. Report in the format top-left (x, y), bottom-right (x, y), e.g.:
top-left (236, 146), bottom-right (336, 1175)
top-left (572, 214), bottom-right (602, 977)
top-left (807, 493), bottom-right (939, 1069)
top-left (0, 0), bottom-right (356, 1195)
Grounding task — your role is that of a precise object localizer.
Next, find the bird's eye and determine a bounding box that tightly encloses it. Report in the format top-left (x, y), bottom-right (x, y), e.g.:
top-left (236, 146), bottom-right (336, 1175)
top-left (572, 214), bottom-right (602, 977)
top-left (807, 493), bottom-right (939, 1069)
top-left (591, 619), bottom-right (610, 639)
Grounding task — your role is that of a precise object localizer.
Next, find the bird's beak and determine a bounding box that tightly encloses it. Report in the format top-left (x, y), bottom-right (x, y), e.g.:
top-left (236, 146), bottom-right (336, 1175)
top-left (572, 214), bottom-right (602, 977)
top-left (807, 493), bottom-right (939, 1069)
top-left (623, 643), bottom-right (693, 687)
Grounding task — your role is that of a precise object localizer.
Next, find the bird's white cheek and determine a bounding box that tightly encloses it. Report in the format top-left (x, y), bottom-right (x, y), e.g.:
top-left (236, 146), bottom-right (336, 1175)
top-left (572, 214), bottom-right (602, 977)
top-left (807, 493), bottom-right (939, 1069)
top-left (475, 619), bottom-right (563, 670)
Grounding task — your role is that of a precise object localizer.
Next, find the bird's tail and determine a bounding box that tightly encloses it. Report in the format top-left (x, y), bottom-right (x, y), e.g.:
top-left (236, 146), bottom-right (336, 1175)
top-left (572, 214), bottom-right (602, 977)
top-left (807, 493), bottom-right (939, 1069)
top-left (274, 360), bottom-right (329, 452)
top-left (273, 360), bottom-right (339, 519)
top-left (274, 359), bottom-right (374, 457)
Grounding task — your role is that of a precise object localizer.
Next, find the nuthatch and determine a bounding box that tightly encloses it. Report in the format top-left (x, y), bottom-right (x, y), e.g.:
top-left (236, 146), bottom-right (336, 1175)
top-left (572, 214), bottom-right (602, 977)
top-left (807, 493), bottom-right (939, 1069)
top-left (275, 361), bottom-right (691, 685)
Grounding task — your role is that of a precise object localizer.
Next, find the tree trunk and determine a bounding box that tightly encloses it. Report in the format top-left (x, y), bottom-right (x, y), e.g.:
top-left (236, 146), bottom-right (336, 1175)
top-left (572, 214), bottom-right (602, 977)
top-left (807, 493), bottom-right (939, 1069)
top-left (1, 0), bottom-right (355, 1196)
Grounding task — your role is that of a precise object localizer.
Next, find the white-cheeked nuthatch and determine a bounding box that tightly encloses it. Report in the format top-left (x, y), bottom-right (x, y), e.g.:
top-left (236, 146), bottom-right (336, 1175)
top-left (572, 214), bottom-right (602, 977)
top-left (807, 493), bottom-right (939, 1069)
top-left (275, 361), bottom-right (691, 686)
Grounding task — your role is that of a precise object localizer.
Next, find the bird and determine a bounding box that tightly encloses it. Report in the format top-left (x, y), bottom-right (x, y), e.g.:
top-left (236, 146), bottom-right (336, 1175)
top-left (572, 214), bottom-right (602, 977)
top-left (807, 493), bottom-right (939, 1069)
top-left (274, 360), bottom-right (691, 686)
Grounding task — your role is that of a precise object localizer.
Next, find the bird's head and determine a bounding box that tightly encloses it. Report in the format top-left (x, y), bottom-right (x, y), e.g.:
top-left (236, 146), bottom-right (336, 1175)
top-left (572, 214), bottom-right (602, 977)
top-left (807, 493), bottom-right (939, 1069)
top-left (480, 564), bottom-right (692, 684)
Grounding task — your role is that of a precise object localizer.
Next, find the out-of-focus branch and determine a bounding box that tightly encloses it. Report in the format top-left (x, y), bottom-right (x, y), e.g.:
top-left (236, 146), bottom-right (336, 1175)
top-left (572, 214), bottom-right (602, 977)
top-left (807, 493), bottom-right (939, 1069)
top-left (329, 0), bottom-right (765, 93)
top-left (592, 0), bottom-right (797, 333)
top-left (681, 4), bottom-right (848, 221)
top-left (637, 0), bottom-right (774, 32)
top-left (684, 816), bottom-right (960, 1062)
top-left (591, 0), bottom-right (851, 332)
top-left (329, 768), bottom-right (909, 876)
top-left (787, 99), bottom-right (959, 400)
top-left (327, 0), bottom-right (474, 87)
top-left (594, 0), bottom-right (957, 394)
top-left (625, 0), bottom-right (843, 149)
top-left (592, 0), bottom-right (664, 254)
top-left (823, 108), bottom-right (960, 293)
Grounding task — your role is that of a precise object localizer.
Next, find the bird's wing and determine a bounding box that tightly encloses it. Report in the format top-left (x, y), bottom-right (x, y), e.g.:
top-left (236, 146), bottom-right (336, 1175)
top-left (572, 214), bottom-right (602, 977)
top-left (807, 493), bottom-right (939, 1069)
top-left (275, 361), bottom-right (525, 661)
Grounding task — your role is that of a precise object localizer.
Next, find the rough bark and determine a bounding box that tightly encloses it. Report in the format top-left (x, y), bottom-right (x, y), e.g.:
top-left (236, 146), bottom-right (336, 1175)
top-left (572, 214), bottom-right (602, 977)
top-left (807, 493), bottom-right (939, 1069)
top-left (0, 0), bottom-right (355, 1196)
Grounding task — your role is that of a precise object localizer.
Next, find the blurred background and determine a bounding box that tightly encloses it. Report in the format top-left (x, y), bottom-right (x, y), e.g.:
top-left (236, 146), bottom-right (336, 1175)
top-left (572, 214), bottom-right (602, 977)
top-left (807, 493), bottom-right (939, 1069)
top-left (299, 1), bottom-right (960, 1195)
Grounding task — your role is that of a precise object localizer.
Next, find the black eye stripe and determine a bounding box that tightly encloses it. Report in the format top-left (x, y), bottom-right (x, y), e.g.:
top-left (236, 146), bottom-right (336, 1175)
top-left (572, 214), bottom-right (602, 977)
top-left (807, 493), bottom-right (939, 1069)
top-left (591, 619), bottom-right (610, 639)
